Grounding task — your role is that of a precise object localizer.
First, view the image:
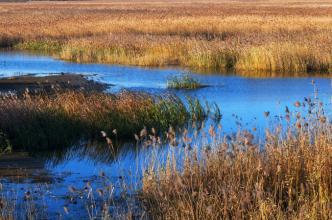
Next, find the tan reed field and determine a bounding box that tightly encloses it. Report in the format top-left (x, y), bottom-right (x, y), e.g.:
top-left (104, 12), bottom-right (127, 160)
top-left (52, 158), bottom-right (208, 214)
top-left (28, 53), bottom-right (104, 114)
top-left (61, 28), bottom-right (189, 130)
top-left (0, 0), bottom-right (331, 75)
top-left (141, 98), bottom-right (332, 220)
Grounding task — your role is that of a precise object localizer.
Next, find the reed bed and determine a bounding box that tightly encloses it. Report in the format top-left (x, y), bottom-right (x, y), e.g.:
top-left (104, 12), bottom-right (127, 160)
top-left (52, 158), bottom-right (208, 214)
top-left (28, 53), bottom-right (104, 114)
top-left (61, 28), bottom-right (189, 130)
top-left (0, 91), bottom-right (207, 150)
top-left (141, 98), bottom-right (332, 219)
top-left (0, 95), bottom-right (330, 219)
top-left (0, 1), bottom-right (332, 75)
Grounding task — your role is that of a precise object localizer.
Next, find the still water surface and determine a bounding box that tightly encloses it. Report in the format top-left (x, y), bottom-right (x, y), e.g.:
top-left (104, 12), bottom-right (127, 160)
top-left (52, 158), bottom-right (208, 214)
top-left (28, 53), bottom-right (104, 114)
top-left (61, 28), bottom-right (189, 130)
top-left (0, 51), bottom-right (331, 218)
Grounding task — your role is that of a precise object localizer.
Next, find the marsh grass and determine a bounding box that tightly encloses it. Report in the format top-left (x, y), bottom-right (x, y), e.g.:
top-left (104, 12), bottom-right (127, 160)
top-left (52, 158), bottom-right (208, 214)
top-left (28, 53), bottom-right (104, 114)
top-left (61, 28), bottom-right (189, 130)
top-left (167, 75), bottom-right (204, 90)
top-left (14, 40), bottom-right (62, 53)
top-left (237, 43), bottom-right (332, 74)
top-left (0, 1), bottom-right (332, 76)
top-left (0, 95), bottom-right (330, 219)
top-left (0, 91), bottom-right (210, 150)
top-left (141, 98), bottom-right (332, 220)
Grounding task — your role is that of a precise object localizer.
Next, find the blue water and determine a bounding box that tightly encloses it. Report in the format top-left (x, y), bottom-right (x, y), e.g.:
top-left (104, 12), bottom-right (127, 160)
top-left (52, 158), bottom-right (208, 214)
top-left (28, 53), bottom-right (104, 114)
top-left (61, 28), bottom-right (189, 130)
top-left (0, 51), bottom-right (331, 218)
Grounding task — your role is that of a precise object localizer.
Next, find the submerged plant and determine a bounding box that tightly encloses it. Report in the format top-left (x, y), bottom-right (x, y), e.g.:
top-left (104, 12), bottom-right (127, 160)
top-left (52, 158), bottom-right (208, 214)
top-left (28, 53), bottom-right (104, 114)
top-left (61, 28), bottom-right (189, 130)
top-left (167, 74), bottom-right (205, 90)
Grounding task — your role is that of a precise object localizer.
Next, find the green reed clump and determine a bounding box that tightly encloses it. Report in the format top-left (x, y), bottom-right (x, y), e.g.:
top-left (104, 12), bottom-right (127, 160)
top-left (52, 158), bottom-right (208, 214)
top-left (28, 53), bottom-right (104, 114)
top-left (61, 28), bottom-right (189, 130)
top-left (14, 40), bottom-right (63, 53)
top-left (149, 95), bottom-right (189, 130)
top-left (141, 99), bottom-right (332, 220)
top-left (187, 97), bottom-right (207, 121)
top-left (212, 103), bottom-right (222, 121)
top-left (167, 75), bottom-right (204, 90)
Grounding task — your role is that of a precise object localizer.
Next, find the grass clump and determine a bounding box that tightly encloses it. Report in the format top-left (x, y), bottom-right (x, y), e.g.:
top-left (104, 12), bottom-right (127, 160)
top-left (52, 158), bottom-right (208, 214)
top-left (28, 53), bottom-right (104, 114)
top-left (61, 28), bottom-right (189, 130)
top-left (0, 91), bottom-right (210, 150)
top-left (167, 74), bottom-right (205, 90)
top-left (14, 40), bottom-right (63, 53)
top-left (141, 100), bottom-right (332, 219)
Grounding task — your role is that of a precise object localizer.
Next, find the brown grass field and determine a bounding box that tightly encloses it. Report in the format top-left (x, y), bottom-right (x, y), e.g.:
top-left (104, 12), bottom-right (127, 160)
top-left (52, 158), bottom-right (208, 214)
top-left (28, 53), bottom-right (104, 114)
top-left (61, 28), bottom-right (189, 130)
top-left (0, 0), bottom-right (332, 75)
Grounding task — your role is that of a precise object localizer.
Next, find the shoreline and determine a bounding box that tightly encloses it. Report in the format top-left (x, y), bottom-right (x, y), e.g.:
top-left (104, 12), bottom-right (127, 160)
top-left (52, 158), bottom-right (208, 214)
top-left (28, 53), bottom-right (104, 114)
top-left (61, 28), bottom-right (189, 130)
top-left (0, 73), bottom-right (109, 94)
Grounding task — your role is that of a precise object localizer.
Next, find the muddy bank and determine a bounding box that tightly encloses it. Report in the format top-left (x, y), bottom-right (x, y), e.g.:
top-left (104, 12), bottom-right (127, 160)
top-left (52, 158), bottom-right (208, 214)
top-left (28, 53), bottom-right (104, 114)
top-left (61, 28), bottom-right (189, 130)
top-left (0, 152), bottom-right (44, 170)
top-left (0, 152), bottom-right (55, 183)
top-left (0, 73), bottom-right (108, 94)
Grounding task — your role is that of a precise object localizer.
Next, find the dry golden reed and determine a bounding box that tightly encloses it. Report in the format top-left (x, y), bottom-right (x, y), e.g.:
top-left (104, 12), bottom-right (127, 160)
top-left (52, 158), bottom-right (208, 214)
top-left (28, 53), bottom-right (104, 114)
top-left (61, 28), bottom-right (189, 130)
top-left (0, 0), bottom-right (331, 75)
top-left (0, 91), bottom-right (191, 149)
top-left (141, 99), bottom-right (332, 220)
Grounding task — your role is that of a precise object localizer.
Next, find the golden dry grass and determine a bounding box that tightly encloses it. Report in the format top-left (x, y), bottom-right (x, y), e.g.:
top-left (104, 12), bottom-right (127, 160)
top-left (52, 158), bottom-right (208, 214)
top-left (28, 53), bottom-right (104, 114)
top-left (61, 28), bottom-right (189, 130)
top-left (0, 91), bottom-right (192, 150)
top-left (141, 99), bottom-right (332, 219)
top-left (0, 0), bottom-right (331, 75)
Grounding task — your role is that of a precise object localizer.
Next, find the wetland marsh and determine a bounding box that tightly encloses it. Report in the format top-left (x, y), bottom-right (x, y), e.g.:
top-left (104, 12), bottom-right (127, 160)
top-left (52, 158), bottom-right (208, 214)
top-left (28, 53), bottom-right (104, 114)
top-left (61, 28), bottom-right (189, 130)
top-left (0, 0), bottom-right (331, 219)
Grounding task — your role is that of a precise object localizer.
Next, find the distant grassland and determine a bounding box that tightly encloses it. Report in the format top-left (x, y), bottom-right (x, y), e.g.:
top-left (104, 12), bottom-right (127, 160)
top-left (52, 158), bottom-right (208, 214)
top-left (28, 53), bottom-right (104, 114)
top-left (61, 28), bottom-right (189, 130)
top-left (0, 0), bottom-right (332, 76)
